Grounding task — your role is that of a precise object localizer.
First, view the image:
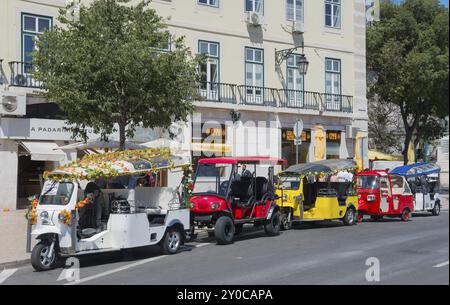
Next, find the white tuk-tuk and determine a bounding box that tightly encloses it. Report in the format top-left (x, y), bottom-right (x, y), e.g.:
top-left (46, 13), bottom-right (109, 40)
top-left (390, 162), bottom-right (442, 216)
top-left (26, 148), bottom-right (191, 271)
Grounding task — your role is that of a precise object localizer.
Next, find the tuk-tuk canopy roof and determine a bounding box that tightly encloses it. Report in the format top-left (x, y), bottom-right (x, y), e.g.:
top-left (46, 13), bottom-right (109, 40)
top-left (198, 156), bottom-right (287, 166)
top-left (283, 159), bottom-right (357, 175)
top-left (390, 162), bottom-right (441, 177)
top-left (43, 148), bottom-right (189, 181)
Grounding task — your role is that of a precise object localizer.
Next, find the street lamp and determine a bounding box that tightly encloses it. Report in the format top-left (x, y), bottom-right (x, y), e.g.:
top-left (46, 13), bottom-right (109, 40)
top-left (275, 44), bottom-right (309, 75)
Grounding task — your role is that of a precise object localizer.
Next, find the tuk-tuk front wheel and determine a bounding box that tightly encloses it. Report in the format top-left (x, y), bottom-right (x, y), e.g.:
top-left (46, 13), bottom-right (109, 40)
top-left (401, 209), bottom-right (411, 222)
top-left (280, 213), bottom-right (292, 230)
top-left (343, 208), bottom-right (356, 226)
top-left (31, 241), bottom-right (58, 271)
top-left (215, 216), bottom-right (235, 245)
top-left (161, 227), bottom-right (182, 255)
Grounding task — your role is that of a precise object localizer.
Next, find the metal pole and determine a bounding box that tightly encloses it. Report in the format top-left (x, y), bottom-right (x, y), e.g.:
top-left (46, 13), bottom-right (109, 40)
top-left (296, 142), bottom-right (299, 165)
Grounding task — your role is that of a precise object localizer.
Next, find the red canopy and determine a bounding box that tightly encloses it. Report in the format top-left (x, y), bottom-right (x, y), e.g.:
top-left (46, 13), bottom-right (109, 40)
top-left (198, 156), bottom-right (287, 166)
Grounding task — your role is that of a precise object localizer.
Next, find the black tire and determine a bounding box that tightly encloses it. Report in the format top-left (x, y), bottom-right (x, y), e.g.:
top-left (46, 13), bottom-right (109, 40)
top-left (401, 209), bottom-right (411, 222)
top-left (214, 216), bottom-right (235, 245)
top-left (31, 240), bottom-right (58, 271)
top-left (264, 210), bottom-right (281, 236)
top-left (432, 202), bottom-right (441, 216)
top-left (235, 224), bottom-right (243, 235)
top-left (280, 213), bottom-right (292, 230)
top-left (161, 227), bottom-right (182, 254)
top-left (342, 208), bottom-right (356, 226)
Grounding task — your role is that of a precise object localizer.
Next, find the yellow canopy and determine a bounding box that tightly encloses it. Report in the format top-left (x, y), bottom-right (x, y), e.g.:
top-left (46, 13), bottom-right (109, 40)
top-left (314, 125), bottom-right (325, 161)
top-left (368, 150), bottom-right (403, 161)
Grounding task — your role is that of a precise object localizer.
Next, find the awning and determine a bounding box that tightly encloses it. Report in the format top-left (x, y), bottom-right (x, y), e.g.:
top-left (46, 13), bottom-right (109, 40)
top-left (191, 143), bottom-right (232, 153)
top-left (368, 150), bottom-right (403, 161)
top-left (19, 141), bottom-right (66, 161)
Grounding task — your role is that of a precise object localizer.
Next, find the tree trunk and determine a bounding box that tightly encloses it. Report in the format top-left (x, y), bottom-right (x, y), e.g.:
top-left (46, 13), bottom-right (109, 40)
top-left (119, 122), bottom-right (126, 151)
top-left (403, 129), bottom-right (414, 165)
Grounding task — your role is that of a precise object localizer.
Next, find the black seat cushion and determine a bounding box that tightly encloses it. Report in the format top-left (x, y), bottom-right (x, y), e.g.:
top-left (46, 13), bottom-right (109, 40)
top-left (254, 177), bottom-right (268, 201)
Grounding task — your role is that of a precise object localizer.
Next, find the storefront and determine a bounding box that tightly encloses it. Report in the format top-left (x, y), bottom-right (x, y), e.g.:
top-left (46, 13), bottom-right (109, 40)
top-left (326, 130), bottom-right (342, 160)
top-left (281, 128), bottom-right (311, 166)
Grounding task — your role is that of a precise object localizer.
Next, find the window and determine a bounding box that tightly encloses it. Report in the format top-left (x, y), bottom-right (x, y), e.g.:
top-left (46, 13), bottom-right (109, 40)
top-left (287, 0), bottom-right (303, 22)
top-left (325, 0), bottom-right (341, 28)
top-left (22, 13), bottom-right (52, 63)
top-left (245, 47), bottom-right (264, 104)
top-left (198, 0), bottom-right (219, 7)
top-left (199, 41), bottom-right (220, 100)
top-left (286, 54), bottom-right (305, 107)
top-left (325, 58), bottom-right (342, 110)
top-left (245, 0), bottom-right (264, 14)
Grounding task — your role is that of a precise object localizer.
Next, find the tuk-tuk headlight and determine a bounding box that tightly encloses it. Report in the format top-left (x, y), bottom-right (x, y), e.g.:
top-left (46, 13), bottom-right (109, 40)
top-left (210, 202), bottom-right (220, 210)
top-left (40, 211), bottom-right (52, 225)
top-left (367, 195), bottom-right (376, 202)
top-left (282, 194), bottom-right (288, 201)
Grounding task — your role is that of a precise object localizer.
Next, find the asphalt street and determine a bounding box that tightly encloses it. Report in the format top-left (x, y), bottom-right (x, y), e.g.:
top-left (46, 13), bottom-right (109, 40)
top-left (2, 211), bottom-right (448, 285)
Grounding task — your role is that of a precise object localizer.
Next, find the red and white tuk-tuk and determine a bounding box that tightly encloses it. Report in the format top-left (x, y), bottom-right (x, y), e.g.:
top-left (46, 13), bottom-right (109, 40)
top-left (356, 170), bottom-right (414, 222)
top-left (190, 157), bottom-right (287, 245)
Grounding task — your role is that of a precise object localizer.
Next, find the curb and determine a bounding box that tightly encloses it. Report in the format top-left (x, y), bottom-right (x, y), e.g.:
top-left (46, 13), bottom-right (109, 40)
top-left (0, 259), bottom-right (29, 269)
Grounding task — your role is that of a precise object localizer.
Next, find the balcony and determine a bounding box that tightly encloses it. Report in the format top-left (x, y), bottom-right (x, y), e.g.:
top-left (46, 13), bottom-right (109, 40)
top-left (198, 81), bottom-right (353, 113)
top-left (8, 61), bottom-right (42, 88)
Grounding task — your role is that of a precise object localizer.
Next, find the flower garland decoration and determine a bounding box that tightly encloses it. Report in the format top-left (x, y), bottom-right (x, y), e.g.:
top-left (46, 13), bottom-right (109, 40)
top-left (75, 194), bottom-right (94, 210)
top-left (43, 148), bottom-right (178, 182)
top-left (180, 165), bottom-right (194, 209)
top-left (58, 209), bottom-right (72, 225)
top-left (25, 195), bottom-right (39, 225)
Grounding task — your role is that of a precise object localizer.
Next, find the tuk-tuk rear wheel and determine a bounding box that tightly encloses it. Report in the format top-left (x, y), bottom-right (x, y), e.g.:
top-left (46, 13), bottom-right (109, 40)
top-left (161, 227), bottom-right (182, 255)
top-left (343, 208), bottom-right (356, 226)
top-left (431, 202), bottom-right (441, 216)
top-left (31, 241), bottom-right (58, 271)
top-left (401, 209), bottom-right (411, 222)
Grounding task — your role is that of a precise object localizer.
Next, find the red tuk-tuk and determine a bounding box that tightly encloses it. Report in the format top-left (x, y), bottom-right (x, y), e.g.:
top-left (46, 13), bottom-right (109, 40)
top-left (356, 170), bottom-right (414, 222)
top-left (190, 157), bottom-right (287, 245)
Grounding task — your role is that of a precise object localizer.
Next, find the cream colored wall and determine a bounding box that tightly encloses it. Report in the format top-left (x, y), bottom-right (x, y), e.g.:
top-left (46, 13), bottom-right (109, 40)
top-left (1, 0), bottom-right (358, 96)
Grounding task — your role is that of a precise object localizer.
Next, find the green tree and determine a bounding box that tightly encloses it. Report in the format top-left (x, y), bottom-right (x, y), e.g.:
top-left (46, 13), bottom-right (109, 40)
top-left (367, 0), bottom-right (449, 164)
top-left (33, 0), bottom-right (204, 150)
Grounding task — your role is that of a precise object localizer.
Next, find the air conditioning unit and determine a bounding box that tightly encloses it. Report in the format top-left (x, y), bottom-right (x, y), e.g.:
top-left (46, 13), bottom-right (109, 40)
top-left (292, 21), bottom-right (305, 34)
top-left (0, 92), bottom-right (26, 116)
top-left (245, 11), bottom-right (263, 26)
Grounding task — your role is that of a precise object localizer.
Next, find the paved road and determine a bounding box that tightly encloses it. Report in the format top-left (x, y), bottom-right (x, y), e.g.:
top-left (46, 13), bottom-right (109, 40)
top-left (3, 211), bottom-right (448, 285)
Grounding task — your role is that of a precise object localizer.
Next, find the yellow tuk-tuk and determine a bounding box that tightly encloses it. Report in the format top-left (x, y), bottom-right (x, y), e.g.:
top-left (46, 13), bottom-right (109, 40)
top-left (275, 160), bottom-right (358, 230)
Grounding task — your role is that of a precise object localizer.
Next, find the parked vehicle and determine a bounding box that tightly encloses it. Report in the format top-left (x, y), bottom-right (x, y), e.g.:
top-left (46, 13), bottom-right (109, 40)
top-left (26, 148), bottom-right (191, 271)
top-left (356, 170), bottom-right (414, 222)
top-left (190, 157), bottom-right (287, 245)
top-left (390, 163), bottom-right (441, 216)
top-left (275, 159), bottom-right (359, 229)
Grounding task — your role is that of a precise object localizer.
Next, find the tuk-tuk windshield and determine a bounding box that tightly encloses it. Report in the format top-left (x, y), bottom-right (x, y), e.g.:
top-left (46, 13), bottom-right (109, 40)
top-left (193, 163), bottom-right (233, 197)
top-left (39, 181), bottom-right (75, 205)
top-left (357, 175), bottom-right (379, 190)
top-left (279, 176), bottom-right (301, 190)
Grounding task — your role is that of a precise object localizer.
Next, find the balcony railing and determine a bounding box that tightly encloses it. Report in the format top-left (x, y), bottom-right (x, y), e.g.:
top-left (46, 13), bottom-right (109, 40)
top-left (9, 61), bottom-right (42, 88)
top-left (198, 82), bottom-right (353, 113)
top-left (198, 82), bottom-right (238, 104)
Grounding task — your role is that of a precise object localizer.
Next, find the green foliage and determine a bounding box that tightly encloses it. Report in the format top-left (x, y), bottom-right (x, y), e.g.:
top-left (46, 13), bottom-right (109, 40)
top-left (367, 0), bottom-right (449, 163)
top-left (33, 0), bottom-right (204, 149)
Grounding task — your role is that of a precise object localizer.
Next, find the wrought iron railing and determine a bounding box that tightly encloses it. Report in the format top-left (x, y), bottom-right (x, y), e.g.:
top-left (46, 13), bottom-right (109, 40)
top-left (198, 82), bottom-right (238, 104)
top-left (197, 82), bottom-right (353, 113)
top-left (9, 61), bottom-right (42, 88)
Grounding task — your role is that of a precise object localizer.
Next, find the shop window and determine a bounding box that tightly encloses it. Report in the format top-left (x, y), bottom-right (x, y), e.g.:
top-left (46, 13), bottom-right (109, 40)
top-left (326, 130), bottom-right (341, 159)
top-left (281, 128), bottom-right (311, 165)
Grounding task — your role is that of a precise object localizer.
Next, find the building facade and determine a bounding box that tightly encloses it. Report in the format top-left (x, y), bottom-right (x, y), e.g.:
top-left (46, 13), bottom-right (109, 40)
top-left (0, 0), bottom-right (369, 210)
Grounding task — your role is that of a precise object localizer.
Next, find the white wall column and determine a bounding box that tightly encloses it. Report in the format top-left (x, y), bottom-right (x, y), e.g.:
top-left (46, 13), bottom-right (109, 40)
top-left (0, 140), bottom-right (18, 210)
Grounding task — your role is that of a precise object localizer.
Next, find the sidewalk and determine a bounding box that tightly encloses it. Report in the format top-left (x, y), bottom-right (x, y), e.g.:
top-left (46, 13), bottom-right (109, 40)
top-left (0, 209), bottom-right (30, 266)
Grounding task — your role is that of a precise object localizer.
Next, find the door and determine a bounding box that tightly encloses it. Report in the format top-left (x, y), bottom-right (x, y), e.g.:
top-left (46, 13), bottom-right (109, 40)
top-left (245, 48), bottom-right (264, 104)
top-left (199, 58), bottom-right (219, 100)
top-left (286, 55), bottom-right (304, 107)
top-left (199, 41), bottom-right (219, 101)
top-left (379, 177), bottom-right (390, 213)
